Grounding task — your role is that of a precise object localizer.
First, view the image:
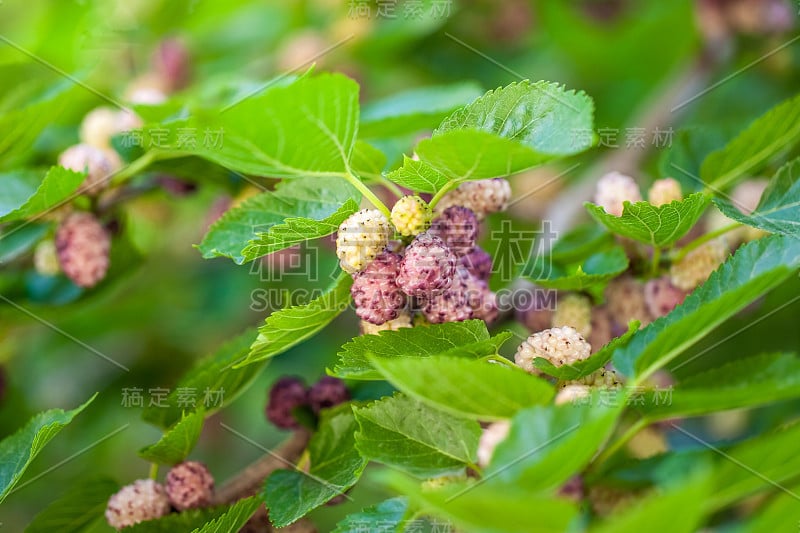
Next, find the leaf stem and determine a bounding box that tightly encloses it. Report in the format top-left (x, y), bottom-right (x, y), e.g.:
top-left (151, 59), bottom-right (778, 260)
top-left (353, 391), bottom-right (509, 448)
top-left (149, 462), bottom-right (159, 480)
top-left (590, 418), bottom-right (648, 471)
top-left (671, 222), bottom-right (742, 263)
top-left (343, 171), bottom-right (392, 219)
top-left (111, 150), bottom-right (185, 185)
top-left (429, 180), bottom-right (459, 210)
top-left (650, 247), bottom-right (662, 277)
top-left (375, 175), bottom-right (404, 199)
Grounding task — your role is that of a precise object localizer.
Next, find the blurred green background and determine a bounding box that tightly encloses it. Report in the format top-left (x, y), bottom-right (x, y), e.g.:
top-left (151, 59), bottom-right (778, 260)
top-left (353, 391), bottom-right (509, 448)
top-left (1, 0), bottom-right (798, 530)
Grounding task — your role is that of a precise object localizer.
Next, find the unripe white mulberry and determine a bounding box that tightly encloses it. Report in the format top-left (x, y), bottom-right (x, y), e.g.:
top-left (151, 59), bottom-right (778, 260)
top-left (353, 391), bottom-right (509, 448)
top-left (33, 240), bottom-right (60, 276)
top-left (669, 239), bottom-right (728, 291)
top-left (434, 179), bottom-right (511, 220)
top-left (336, 209), bottom-right (392, 274)
top-left (58, 144), bottom-right (123, 196)
top-left (605, 276), bottom-right (652, 327)
top-left (515, 326), bottom-right (591, 375)
top-left (476, 420), bottom-right (511, 467)
top-left (390, 195), bottom-right (431, 237)
top-left (594, 172), bottom-right (642, 216)
top-left (647, 178), bottom-right (682, 206)
top-left (360, 310), bottom-right (412, 335)
top-left (55, 212), bottom-right (111, 288)
top-left (555, 384), bottom-right (591, 405)
top-left (626, 426), bottom-right (668, 459)
top-left (105, 479), bottom-right (170, 530)
top-left (165, 461), bottom-right (214, 510)
top-left (80, 107), bottom-right (141, 149)
top-left (644, 276), bottom-right (688, 317)
top-left (552, 293), bottom-right (592, 338)
top-left (565, 368), bottom-right (622, 389)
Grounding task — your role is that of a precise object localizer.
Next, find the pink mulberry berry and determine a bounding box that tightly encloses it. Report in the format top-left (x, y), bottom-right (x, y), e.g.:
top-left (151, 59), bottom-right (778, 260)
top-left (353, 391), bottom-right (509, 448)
top-left (266, 377), bottom-right (308, 429)
top-left (435, 179), bottom-right (511, 220)
top-left (58, 143), bottom-right (122, 195)
top-left (429, 206), bottom-right (479, 256)
top-left (165, 461), bottom-right (214, 510)
top-left (458, 266), bottom-right (498, 323)
top-left (105, 479), bottom-right (170, 530)
top-left (351, 251), bottom-right (406, 325)
top-left (422, 271), bottom-right (473, 324)
top-left (55, 212), bottom-right (111, 288)
top-left (397, 232), bottom-right (456, 297)
top-left (460, 247), bottom-right (493, 281)
top-left (644, 276), bottom-right (688, 317)
top-left (594, 172), bottom-right (642, 216)
top-left (308, 376), bottom-right (350, 414)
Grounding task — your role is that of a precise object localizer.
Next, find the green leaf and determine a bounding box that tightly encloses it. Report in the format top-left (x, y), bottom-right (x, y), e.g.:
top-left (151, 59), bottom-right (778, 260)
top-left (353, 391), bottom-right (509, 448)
top-left (585, 193), bottom-right (711, 247)
top-left (198, 177), bottom-right (359, 264)
top-left (332, 320), bottom-right (510, 380)
top-left (547, 223), bottom-right (615, 264)
top-left (742, 480), bottom-right (800, 533)
top-left (0, 394), bottom-right (96, 504)
top-left (332, 497), bottom-right (408, 533)
top-left (713, 158), bottom-right (800, 236)
top-left (354, 394), bottom-right (481, 476)
top-left (521, 246), bottom-right (629, 291)
top-left (263, 408), bottom-right (368, 527)
top-left (241, 197), bottom-right (359, 261)
top-left (591, 475), bottom-right (710, 533)
top-left (359, 82), bottom-right (484, 138)
top-left (242, 272), bottom-right (353, 367)
top-left (533, 321), bottom-right (640, 380)
top-left (637, 352), bottom-right (800, 421)
top-left (369, 356), bottom-right (554, 421)
top-left (612, 235), bottom-right (800, 379)
top-left (190, 497), bottom-right (261, 533)
top-left (351, 140), bottom-right (387, 180)
top-left (0, 223), bottom-right (50, 264)
top-left (701, 93), bottom-right (800, 189)
top-left (141, 329), bottom-right (260, 428)
top-left (385, 157), bottom-right (451, 194)
top-left (486, 400), bottom-right (620, 491)
top-left (0, 167), bottom-right (87, 222)
top-left (25, 476), bottom-right (118, 533)
top-left (412, 81), bottom-right (594, 184)
top-left (170, 73), bottom-right (359, 177)
top-left (138, 410), bottom-right (204, 465)
top-left (377, 470), bottom-right (579, 533)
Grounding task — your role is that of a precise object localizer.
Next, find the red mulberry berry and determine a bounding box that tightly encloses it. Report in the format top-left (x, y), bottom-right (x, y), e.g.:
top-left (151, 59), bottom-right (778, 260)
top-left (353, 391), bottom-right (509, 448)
top-left (308, 376), bottom-right (350, 414)
top-left (429, 206), bottom-right (479, 256)
top-left (397, 232), bottom-right (456, 297)
top-left (105, 479), bottom-right (170, 529)
top-left (55, 212), bottom-right (111, 288)
top-left (58, 143), bottom-right (122, 195)
top-left (165, 461), bottom-right (214, 510)
top-left (266, 377), bottom-right (308, 429)
top-left (351, 251), bottom-right (406, 325)
top-left (594, 172), bottom-right (642, 216)
top-left (460, 246), bottom-right (493, 281)
top-left (644, 276), bottom-right (688, 317)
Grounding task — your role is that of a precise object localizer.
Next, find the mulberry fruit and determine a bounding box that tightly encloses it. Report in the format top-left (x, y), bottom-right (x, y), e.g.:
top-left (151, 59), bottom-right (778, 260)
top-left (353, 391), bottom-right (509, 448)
top-left (554, 384), bottom-right (591, 406)
top-left (552, 293), bottom-right (592, 338)
top-left (360, 310), bottom-right (413, 335)
top-left (80, 107), bottom-right (140, 149)
top-left (594, 172), bottom-right (642, 216)
top-left (266, 377), bottom-right (308, 429)
top-left (105, 479), bottom-right (170, 529)
top-left (627, 426), bottom-right (668, 459)
top-left (351, 251), bottom-right (406, 325)
top-left (58, 143), bottom-right (122, 195)
top-left (154, 38), bottom-right (191, 92)
top-left (336, 209), bottom-right (392, 274)
top-left (55, 212), bottom-right (111, 288)
top-left (33, 240), bottom-right (61, 276)
top-left (516, 287), bottom-right (554, 333)
top-left (605, 276), bottom-right (652, 327)
top-left (460, 246), bottom-right (493, 281)
top-left (390, 195), bottom-right (432, 237)
top-left (588, 306), bottom-right (613, 354)
top-left (422, 282), bottom-right (473, 323)
top-left (669, 239), bottom-right (728, 291)
top-left (476, 420), bottom-right (511, 467)
top-left (429, 206), bottom-right (478, 256)
top-left (165, 461), bottom-right (214, 510)
top-left (647, 178), bottom-right (683, 206)
top-left (308, 376), bottom-right (350, 414)
top-left (644, 276), bottom-right (688, 317)
top-left (458, 267), bottom-right (498, 323)
top-left (564, 368), bottom-right (622, 389)
top-left (515, 326), bottom-right (591, 375)
top-left (435, 179), bottom-right (511, 220)
top-left (397, 232), bottom-right (456, 297)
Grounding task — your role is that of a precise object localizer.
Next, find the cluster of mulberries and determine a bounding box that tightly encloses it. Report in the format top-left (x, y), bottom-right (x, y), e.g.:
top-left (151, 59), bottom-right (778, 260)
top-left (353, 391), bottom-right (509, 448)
top-left (105, 461), bottom-right (214, 529)
top-left (337, 197), bottom-right (500, 330)
top-left (434, 178), bottom-right (512, 220)
top-left (265, 375), bottom-right (350, 429)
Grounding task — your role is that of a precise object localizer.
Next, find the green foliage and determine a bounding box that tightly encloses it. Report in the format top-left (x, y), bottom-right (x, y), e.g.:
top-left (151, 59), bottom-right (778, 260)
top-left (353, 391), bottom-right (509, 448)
top-left (189, 497), bottom-right (262, 533)
top-left (585, 193), bottom-right (711, 247)
top-left (138, 410), bottom-right (204, 465)
top-left (701, 94), bottom-right (800, 189)
top-left (714, 158), bottom-right (800, 236)
top-left (263, 408), bottom-right (367, 527)
top-left (332, 497), bottom-right (408, 533)
top-left (332, 320), bottom-right (509, 380)
top-left (613, 235), bottom-right (800, 380)
top-left (353, 394), bottom-right (481, 476)
top-left (244, 272), bottom-right (352, 366)
top-left (385, 157), bottom-right (451, 194)
top-left (522, 246), bottom-right (629, 291)
top-left (122, 498), bottom-right (259, 533)
top-left (25, 476), bottom-right (118, 533)
top-left (0, 167), bottom-right (86, 223)
top-left (369, 356), bottom-right (554, 420)
top-left (0, 395), bottom-right (95, 504)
